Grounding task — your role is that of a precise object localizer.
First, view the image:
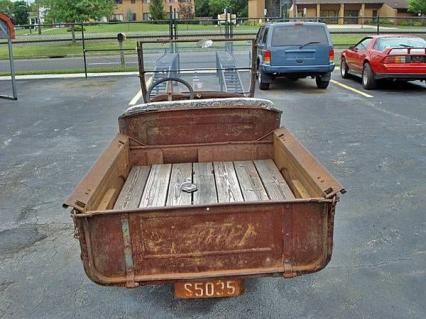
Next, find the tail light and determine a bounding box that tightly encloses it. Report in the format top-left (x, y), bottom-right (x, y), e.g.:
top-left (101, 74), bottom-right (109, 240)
top-left (263, 50), bottom-right (271, 65)
top-left (329, 48), bottom-right (335, 62)
top-left (383, 55), bottom-right (408, 64)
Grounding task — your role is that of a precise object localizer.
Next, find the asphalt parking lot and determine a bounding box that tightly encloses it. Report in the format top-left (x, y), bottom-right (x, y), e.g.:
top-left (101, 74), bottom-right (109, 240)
top-left (0, 71), bottom-right (425, 318)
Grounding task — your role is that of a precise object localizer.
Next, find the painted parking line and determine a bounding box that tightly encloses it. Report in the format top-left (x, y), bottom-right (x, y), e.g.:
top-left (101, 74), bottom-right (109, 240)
top-left (128, 75), bottom-right (153, 106)
top-left (331, 79), bottom-right (374, 98)
top-left (128, 90), bottom-right (142, 106)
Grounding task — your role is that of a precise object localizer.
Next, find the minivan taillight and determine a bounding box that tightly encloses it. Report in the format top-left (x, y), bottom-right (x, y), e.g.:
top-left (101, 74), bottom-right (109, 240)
top-left (329, 48), bottom-right (335, 62)
top-left (263, 50), bottom-right (271, 65)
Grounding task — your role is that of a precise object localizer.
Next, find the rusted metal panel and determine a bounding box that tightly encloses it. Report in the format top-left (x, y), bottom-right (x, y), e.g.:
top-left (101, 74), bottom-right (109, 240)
top-left (273, 128), bottom-right (345, 199)
top-left (119, 99), bottom-right (281, 146)
top-left (129, 142), bottom-right (273, 166)
top-left (64, 134), bottom-right (129, 212)
top-left (72, 200), bottom-right (334, 286)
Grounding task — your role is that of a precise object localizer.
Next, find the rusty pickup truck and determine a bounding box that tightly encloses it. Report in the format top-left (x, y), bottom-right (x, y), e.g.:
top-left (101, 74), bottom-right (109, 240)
top-left (64, 97), bottom-right (345, 299)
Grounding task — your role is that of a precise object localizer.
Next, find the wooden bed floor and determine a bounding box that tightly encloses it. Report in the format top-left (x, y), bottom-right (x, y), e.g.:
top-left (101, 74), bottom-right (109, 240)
top-left (114, 159), bottom-right (295, 209)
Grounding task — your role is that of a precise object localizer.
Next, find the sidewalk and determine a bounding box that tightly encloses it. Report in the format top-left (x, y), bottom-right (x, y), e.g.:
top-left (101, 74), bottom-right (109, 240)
top-left (0, 71), bottom-right (138, 81)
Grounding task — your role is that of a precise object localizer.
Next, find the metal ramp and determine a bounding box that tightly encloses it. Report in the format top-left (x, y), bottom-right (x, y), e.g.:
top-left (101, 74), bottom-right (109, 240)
top-left (150, 53), bottom-right (179, 99)
top-left (216, 51), bottom-right (244, 94)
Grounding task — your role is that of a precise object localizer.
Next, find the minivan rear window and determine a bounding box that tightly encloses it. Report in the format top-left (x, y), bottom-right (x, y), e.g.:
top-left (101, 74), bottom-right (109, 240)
top-left (271, 25), bottom-right (329, 47)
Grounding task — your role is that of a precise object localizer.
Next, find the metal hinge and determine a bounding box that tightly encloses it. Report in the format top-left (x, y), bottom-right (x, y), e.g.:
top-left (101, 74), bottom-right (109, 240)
top-left (283, 262), bottom-right (297, 278)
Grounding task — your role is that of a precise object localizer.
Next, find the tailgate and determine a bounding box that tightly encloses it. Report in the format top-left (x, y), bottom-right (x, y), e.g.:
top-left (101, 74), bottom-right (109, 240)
top-left (73, 200), bottom-right (335, 287)
top-left (271, 45), bottom-right (331, 67)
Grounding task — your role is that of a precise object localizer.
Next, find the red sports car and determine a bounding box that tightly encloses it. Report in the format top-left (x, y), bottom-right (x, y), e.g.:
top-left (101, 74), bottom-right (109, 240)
top-left (340, 35), bottom-right (426, 89)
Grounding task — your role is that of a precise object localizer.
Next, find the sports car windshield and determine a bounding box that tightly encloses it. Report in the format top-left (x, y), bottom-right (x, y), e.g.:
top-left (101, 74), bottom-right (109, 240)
top-left (374, 37), bottom-right (426, 51)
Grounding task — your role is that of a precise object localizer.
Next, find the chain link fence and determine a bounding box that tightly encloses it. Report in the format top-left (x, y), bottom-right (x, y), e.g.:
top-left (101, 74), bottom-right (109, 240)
top-left (0, 16), bottom-right (425, 76)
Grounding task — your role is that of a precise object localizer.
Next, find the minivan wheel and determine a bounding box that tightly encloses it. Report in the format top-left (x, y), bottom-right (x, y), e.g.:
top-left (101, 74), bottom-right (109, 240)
top-left (362, 63), bottom-right (376, 90)
top-left (340, 58), bottom-right (349, 78)
top-left (258, 71), bottom-right (270, 90)
top-left (316, 76), bottom-right (330, 89)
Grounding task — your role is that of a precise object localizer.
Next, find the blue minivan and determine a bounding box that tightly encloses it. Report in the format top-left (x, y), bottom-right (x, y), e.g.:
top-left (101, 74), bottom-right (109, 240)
top-left (256, 22), bottom-right (335, 90)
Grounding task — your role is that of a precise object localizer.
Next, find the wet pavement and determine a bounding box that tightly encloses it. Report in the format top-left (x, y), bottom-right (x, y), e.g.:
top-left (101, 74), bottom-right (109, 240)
top-left (0, 74), bottom-right (425, 318)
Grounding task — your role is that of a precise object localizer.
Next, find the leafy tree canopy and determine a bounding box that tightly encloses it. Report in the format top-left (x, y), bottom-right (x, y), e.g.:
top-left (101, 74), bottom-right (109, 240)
top-left (408, 0), bottom-right (426, 15)
top-left (41, 0), bottom-right (115, 23)
top-left (0, 0), bottom-right (13, 16)
top-left (196, 0), bottom-right (248, 18)
top-left (149, 0), bottom-right (165, 20)
top-left (13, 1), bottom-right (30, 25)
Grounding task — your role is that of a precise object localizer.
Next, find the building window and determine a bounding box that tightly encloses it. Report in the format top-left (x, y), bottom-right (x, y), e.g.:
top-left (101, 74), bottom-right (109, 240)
top-left (111, 14), bottom-right (124, 21)
top-left (344, 10), bottom-right (358, 24)
top-left (320, 10), bottom-right (338, 24)
top-left (132, 13), bottom-right (137, 21)
top-left (143, 0), bottom-right (150, 3)
top-left (115, 0), bottom-right (123, 4)
top-left (131, 0), bottom-right (136, 3)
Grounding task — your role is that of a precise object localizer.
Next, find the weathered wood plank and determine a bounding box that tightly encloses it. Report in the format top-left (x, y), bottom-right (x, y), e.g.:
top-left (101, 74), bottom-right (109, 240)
top-left (254, 159), bottom-right (295, 200)
top-left (166, 163), bottom-right (193, 206)
top-left (193, 162), bottom-right (217, 205)
top-left (114, 166), bottom-right (151, 209)
top-left (213, 161), bottom-right (243, 203)
top-left (234, 161), bottom-right (269, 201)
top-left (139, 164), bottom-right (172, 207)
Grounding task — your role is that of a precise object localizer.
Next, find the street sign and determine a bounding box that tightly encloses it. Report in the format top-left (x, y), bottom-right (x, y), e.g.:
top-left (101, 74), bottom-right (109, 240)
top-left (217, 13), bottom-right (236, 25)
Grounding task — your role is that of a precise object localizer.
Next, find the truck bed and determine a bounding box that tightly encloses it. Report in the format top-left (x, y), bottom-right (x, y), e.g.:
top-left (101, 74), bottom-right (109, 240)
top-left (65, 98), bottom-right (344, 288)
top-left (114, 160), bottom-right (295, 210)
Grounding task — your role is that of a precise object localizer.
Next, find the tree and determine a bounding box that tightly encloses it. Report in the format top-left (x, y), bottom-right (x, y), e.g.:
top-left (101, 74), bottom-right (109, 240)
top-left (13, 1), bottom-right (30, 25)
top-left (195, 0), bottom-right (209, 17)
top-left (195, 0), bottom-right (247, 18)
top-left (178, 2), bottom-right (194, 19)
top-left (0, 0), bottom-right (13, 16)
top-left (408, 0), bottom-right (426, 15)
top-left (230, 0), bottom-right (247, 17)
top-left (149, 0), bottom-right (164, 21)
top-left (208, 0), bottom-right (231, 17)
top-left (42, 0), bottom-right (115, 42)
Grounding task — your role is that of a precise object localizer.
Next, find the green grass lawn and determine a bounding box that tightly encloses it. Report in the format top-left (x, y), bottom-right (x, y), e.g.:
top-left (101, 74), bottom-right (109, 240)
top-left (15, 23), bottom-right (253, 36)
top-left (1, 34), bottom-right (368, 60)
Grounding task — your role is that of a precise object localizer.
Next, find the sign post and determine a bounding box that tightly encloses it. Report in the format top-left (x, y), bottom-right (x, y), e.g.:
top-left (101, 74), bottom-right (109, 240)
top-left (117, 32), bottom-right (126, 67)
top-left (0, 13), bottom-right (17, 100)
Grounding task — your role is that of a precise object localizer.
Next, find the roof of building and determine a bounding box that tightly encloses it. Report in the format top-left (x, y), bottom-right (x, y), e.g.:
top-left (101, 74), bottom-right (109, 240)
top-left (295, 0), bottom-right (408, 9)
top-left (383, 0), bottom-right (409, 9)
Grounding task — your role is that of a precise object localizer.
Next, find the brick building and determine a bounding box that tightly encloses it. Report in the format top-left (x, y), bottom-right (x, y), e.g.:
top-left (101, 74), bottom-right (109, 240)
top-left (248, 0), bottom-right (413, 23)
top-left (112, 0), bottom-right (194, 21)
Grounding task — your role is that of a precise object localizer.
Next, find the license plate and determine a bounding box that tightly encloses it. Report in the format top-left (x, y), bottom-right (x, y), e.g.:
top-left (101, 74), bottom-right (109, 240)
top-left (175, 279), bottom-right (244, 299)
